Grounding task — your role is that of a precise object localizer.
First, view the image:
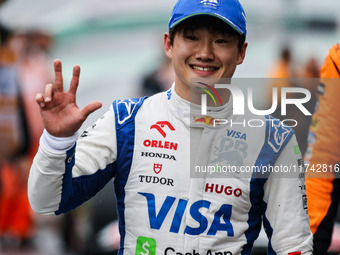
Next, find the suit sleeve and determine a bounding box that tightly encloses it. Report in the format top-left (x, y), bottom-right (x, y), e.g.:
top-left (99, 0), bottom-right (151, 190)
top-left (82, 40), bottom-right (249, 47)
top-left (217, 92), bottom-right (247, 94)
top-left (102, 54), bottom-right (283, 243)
top-left (262, 135), bottom-right (313, 255)
top-left (28, 105), bottom-right (117, 215)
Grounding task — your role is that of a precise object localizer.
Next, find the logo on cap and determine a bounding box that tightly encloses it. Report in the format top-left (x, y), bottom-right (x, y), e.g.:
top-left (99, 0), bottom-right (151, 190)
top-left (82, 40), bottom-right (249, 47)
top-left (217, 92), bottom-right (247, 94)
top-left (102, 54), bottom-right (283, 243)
top-left (200, 0), bottom-right (220, 9)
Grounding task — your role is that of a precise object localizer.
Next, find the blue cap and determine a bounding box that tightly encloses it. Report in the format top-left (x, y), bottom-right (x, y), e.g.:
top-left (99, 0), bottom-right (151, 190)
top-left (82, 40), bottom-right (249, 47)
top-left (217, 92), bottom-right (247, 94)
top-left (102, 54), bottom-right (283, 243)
top-left (169, 0), bottom-right (247, 38)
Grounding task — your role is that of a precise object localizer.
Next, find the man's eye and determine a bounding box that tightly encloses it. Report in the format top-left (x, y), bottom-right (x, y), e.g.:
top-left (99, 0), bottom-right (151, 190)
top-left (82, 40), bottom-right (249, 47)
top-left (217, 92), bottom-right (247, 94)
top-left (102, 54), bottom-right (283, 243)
top-left (216, 39), bottom-right (228, 44)
top-left (185, 35), bottom-right (198, 41)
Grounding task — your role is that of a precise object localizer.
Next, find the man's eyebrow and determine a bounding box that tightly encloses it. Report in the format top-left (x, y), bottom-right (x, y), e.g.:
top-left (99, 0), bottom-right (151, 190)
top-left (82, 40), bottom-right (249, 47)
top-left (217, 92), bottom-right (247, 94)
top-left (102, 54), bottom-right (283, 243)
top-left (181, 29), bottom-right (196, 35)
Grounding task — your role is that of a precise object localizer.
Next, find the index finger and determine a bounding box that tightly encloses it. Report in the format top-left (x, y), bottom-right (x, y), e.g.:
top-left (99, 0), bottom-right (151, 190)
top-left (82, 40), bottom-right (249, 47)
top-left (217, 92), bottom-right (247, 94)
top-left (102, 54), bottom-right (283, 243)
top-left (54, 59), bottom-right (63, 92)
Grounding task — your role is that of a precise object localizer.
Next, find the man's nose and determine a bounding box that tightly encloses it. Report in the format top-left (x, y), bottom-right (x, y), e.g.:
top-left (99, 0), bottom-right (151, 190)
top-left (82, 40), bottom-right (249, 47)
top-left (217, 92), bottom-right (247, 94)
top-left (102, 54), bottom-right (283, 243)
top-left (195, 41), bottom-right (214, 61)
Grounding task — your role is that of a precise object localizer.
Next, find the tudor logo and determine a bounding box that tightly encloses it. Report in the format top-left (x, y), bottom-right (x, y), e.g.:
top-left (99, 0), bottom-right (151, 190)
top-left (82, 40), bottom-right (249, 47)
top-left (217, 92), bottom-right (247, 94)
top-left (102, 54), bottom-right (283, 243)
top-left (154, 163), bottom-right (163, 174)
top-left (150, 121), bottom-right (175, 138)
top-left (139, 175), bottom-right (174, 186)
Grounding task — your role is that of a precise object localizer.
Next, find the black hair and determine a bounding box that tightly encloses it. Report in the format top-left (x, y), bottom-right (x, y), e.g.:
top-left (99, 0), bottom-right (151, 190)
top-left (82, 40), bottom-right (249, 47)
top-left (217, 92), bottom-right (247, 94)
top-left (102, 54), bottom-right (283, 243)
top-left (169, 15), bottom-right (245, 51)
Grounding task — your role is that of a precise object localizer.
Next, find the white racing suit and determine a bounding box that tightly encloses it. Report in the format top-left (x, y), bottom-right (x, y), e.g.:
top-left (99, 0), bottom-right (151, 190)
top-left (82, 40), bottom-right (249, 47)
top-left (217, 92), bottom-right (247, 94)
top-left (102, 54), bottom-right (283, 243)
top-left (28, 86), bottom-right (313, 255)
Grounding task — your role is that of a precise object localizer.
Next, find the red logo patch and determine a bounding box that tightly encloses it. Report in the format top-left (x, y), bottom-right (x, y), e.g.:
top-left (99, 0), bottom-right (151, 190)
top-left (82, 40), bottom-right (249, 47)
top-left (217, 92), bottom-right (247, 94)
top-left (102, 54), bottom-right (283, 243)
top-left (153, 163), bottom-right (163, 174)
top-left (150, 121), bottom-right (175, 138)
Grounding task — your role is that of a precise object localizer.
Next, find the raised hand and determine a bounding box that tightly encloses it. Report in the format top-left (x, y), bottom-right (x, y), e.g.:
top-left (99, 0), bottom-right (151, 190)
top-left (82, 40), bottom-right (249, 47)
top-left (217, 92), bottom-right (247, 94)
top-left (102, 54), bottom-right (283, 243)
top-left (35, 59), bottom-right (102, 137)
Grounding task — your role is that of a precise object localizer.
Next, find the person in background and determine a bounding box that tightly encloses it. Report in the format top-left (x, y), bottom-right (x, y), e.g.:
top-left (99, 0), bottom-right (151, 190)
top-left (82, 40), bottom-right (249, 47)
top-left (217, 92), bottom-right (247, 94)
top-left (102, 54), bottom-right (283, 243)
top-left (266, 45), bottom-right (295, 121)
top-left (0, 23), bottom-right (33, 251)
top-left (294, 57), bottom-right (320, 155)
top-left (267, 45), bottom-right (320, 156)
top-left (305, 42), bottom-right (340, 255)
top-left (1, 22), bottom-right (76, 254)
top-left (269, 45), bottom-right (294, 79)
top-left (140, 56), bottom-right (175, 96)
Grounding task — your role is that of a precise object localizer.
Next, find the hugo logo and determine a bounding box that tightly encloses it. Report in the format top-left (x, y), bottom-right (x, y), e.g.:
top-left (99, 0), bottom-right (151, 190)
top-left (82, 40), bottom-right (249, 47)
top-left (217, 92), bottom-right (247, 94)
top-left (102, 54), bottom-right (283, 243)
top-left (205, 183), bottom-right (242, 197)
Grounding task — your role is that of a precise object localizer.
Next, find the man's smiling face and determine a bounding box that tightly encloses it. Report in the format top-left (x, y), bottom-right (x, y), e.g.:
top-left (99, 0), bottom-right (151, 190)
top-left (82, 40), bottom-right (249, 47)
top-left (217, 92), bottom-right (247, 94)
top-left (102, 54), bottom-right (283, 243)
top-left (164, 16), bottom-right (247, 100)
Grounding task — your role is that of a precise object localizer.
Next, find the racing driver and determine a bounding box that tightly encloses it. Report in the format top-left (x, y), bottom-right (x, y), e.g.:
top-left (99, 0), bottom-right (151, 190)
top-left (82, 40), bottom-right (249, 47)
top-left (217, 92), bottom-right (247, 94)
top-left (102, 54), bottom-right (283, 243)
top-left (28, 0), bottom-right (313, 254)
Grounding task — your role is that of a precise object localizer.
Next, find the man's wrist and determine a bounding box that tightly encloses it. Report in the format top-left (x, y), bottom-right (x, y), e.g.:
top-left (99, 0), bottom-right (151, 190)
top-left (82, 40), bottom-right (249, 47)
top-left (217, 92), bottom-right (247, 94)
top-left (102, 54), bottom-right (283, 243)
top-left (41, 129), bottom-right (79, 152)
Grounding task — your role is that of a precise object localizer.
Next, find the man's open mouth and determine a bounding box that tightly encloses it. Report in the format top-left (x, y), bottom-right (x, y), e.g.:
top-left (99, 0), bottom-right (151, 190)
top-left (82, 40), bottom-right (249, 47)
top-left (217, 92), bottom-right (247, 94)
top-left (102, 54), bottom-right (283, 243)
top-left (191, 65), bottom-right (218, 72)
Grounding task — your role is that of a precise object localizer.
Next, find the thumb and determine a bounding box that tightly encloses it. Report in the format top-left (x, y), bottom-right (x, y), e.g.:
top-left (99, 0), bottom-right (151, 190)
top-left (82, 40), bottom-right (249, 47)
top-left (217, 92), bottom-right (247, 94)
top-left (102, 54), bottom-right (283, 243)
top-left (81, 101), bottom-right (103, 118)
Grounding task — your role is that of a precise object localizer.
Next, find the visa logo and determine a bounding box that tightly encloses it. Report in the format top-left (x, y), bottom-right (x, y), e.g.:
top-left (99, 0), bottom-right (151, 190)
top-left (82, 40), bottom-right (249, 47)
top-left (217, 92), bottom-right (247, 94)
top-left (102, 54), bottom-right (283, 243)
top-left (226, 130), bottom-right (246, 140)
top-left (138, 192), bottom-right (234, 236)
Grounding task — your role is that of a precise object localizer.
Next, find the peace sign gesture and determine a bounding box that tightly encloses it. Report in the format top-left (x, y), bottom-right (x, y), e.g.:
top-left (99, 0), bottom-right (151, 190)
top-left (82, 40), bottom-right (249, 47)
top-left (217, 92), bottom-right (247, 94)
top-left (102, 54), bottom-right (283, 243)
top-left (36, 59), bottom-right (102, 137)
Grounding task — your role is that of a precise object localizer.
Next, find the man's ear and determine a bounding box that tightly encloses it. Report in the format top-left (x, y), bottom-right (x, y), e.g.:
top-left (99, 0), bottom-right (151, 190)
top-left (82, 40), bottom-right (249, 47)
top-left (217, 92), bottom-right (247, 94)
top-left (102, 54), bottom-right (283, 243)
top-left (164, 32), bottom-right (173, 59)
top-left (237, 42), bottom-right (248, 65)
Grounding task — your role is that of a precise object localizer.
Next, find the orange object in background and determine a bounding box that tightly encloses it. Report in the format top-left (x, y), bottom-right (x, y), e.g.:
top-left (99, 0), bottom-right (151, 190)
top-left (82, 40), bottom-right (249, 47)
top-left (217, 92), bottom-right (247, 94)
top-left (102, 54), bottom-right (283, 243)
top-left (305, 43), bottom-right (340, 254)
top-left (0, 160), bottom-right (33, 240)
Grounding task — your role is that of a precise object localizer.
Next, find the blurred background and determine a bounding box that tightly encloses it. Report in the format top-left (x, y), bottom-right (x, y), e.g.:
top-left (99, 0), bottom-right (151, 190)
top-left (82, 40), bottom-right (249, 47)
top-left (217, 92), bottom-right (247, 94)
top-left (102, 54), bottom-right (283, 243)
top-left (0, 0), bottom-right (339, 254)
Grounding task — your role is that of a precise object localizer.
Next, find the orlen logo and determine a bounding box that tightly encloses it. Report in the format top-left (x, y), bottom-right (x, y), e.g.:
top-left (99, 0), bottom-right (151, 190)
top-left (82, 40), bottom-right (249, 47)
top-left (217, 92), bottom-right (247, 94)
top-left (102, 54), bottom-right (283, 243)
top-left (150, 121), bottom-right (175, 138)
top-left (138, 192), bottom-right (234, 236)
top-left (205, 183), bottom-right (242, 197)
top-left (143, 140), bottom-right (178, 151)
top-left (144, 121), bottom-right (178, 151)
